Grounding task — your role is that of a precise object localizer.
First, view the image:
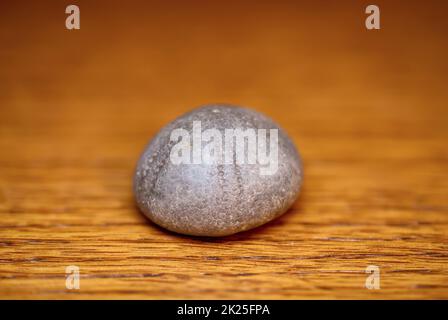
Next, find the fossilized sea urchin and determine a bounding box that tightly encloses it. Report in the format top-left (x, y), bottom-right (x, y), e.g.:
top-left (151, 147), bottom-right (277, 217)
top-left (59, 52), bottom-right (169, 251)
top-left (134, 104), bottom-right (303, 236)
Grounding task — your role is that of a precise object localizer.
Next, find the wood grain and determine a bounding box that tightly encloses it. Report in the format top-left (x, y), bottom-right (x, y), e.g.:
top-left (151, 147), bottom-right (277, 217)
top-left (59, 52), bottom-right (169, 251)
top-left (0, 0), bottom-right (447, 299)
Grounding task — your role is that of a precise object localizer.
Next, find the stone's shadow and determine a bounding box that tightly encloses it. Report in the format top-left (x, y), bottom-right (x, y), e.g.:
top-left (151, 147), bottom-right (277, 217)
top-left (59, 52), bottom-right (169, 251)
top-left (134, 187), bottom-right (306, 243)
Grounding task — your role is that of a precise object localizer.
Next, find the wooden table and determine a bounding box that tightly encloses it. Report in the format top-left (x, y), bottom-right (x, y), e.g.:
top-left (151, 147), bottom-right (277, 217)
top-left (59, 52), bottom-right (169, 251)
top-left (0, 1), bottom-right (447, 299)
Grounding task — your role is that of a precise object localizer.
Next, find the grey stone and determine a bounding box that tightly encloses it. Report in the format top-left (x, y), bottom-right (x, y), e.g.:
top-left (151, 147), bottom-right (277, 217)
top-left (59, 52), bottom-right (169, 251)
top-left (134, 104), bottom-right (303, 236)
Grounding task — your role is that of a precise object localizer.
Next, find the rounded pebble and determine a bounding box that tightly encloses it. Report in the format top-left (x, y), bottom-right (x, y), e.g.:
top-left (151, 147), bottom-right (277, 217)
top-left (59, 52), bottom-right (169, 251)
top-left (134, 104), bottom-right (303, 236)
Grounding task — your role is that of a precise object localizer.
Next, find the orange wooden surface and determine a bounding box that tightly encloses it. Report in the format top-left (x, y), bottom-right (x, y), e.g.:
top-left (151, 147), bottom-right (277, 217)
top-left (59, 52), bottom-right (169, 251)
top-left (0, 1), bottom-right (447, 299)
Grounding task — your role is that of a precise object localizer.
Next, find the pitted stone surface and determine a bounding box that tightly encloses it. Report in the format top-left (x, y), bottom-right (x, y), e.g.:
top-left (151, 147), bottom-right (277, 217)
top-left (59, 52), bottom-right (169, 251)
top-left (134, 104), bottom-right (303, 236)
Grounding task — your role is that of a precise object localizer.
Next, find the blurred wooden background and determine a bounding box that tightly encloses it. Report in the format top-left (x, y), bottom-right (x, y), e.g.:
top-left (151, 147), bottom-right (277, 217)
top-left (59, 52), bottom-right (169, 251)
top-left (0, 0), bottom-right (447, 299)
